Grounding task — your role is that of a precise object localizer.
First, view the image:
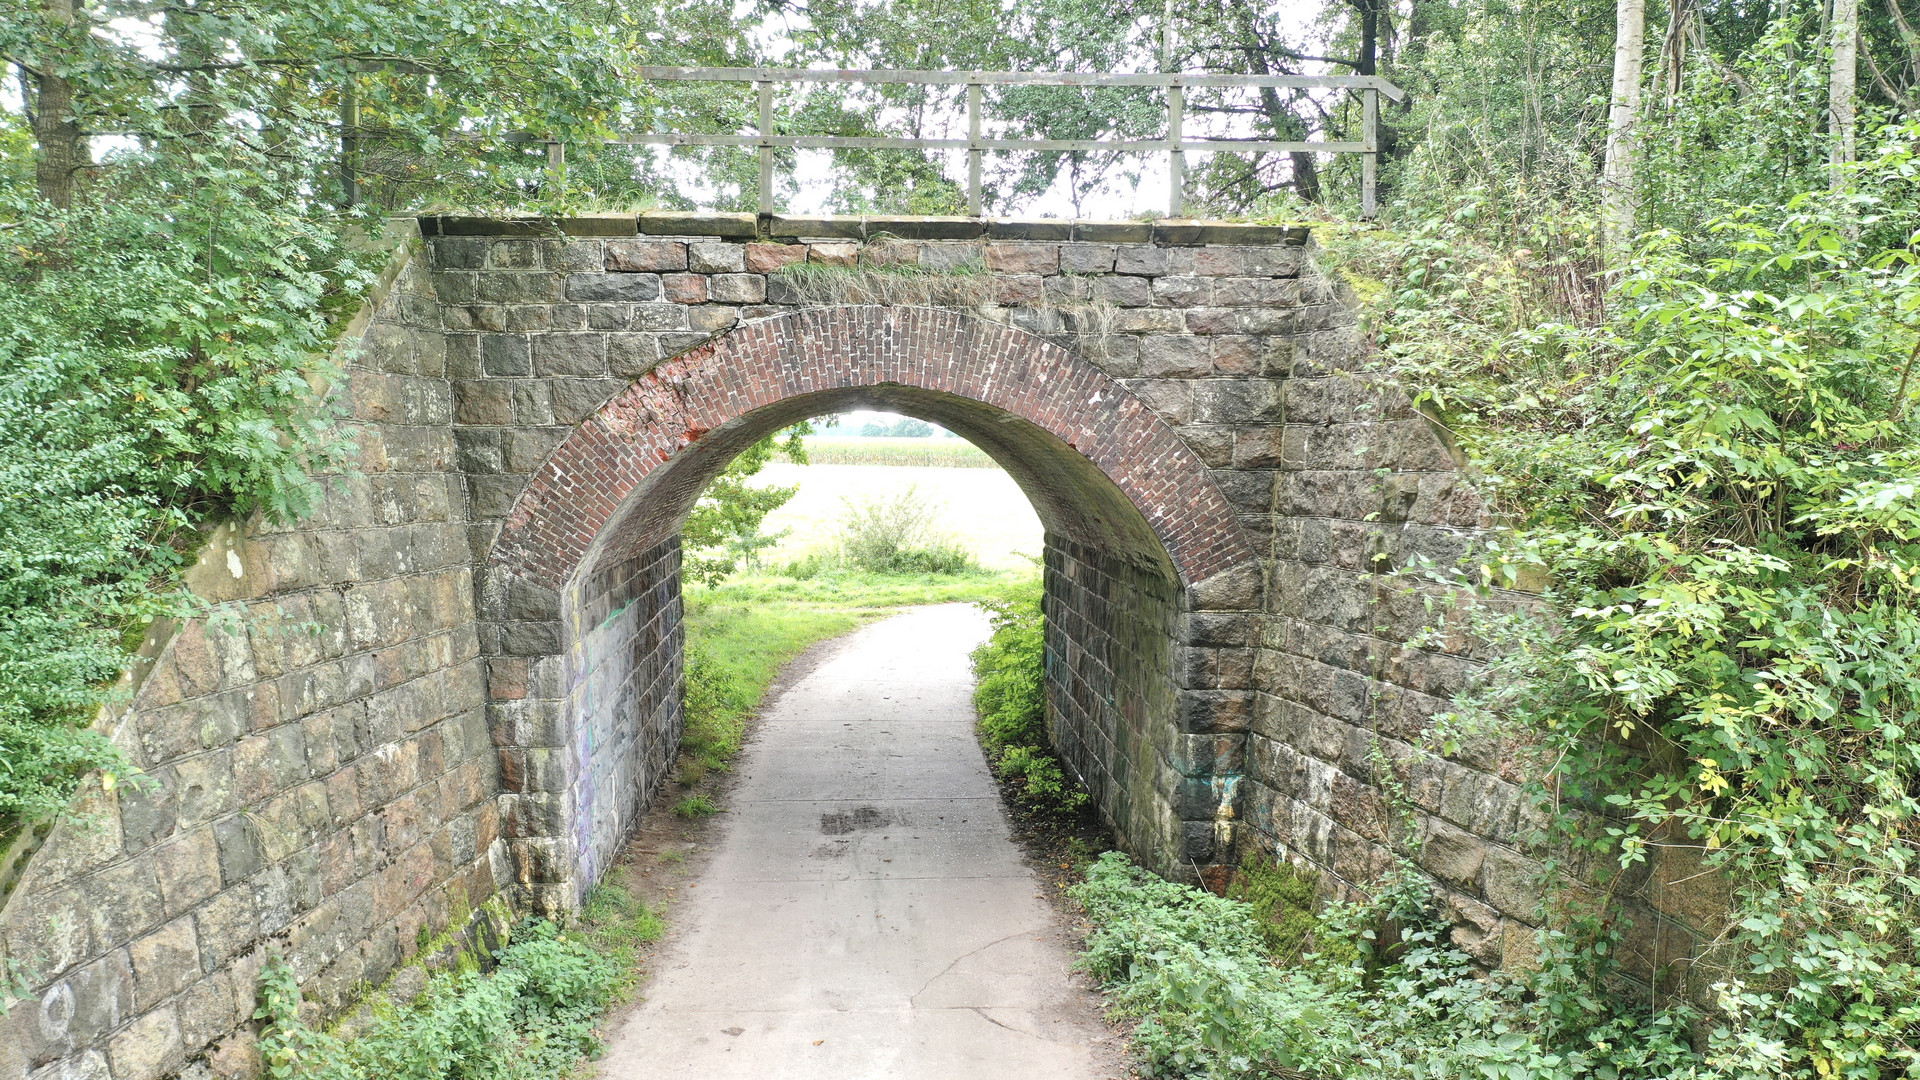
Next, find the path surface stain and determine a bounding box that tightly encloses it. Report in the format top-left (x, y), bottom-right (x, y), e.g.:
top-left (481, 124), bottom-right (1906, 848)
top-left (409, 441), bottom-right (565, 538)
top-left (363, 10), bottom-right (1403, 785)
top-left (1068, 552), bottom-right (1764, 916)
top-left (819, 805), bottom-right (891, 834)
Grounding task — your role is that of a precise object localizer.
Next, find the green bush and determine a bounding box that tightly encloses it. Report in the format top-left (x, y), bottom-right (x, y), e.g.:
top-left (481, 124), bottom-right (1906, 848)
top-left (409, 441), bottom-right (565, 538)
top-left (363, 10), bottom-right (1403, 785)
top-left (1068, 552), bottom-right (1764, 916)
top-left (833, 487), bottom-right (980, 575)
top-left (1070, 852), bottom-right (1701, 1080)
top-left (969, 581), bottom-right (1089, 818)
top-left (1224, 855), bottom-right (1319, 964)
top-left (1343, 126), bottom-right (1920, 1076)
top-left (0, 183), bottom-right (359, 833)
top-left (258, 919), bottom-right (628, 1080)
top-left (970, 580), bottom-right (1046, 755)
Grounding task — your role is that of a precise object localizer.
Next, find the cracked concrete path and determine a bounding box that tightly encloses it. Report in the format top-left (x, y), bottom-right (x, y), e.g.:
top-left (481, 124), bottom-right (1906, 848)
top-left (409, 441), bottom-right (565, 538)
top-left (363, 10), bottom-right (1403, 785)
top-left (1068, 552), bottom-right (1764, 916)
top-left (598, 604), bottom-right (1124, 1080)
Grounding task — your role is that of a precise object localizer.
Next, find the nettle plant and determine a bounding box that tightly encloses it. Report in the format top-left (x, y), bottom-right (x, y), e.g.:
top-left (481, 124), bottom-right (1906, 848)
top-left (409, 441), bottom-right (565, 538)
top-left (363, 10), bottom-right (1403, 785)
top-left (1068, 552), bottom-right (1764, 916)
top-left (1406, 127), bottom-right (1920, 1078)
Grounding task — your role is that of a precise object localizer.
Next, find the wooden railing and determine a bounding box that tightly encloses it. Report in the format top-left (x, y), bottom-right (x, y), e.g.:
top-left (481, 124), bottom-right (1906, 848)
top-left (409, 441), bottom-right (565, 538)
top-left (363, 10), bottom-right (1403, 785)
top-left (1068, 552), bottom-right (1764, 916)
top-left (342, 67), bottom-right (1406, 219)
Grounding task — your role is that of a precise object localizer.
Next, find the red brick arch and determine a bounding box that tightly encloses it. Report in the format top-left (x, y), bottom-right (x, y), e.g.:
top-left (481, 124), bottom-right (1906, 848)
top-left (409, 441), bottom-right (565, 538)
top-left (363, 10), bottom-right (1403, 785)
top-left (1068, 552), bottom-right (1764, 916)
top-left (490, 305), bottom-right (1256, 589)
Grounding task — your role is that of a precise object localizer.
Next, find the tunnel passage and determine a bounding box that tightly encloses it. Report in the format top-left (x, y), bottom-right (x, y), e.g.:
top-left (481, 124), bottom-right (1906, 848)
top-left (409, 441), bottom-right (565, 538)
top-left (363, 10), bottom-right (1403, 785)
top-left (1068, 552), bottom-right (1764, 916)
top-left (484, 305), bottom-right (1261, 909)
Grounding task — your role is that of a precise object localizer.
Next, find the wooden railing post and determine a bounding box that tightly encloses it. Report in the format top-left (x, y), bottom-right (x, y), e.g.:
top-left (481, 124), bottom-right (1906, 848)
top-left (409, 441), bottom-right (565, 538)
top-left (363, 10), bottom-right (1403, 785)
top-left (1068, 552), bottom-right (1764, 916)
top-left (1361, 87), bottom-right (1379, 220)
top-left (546, 140), bottom-right (565, 192)
top-left (967, 79), bottom-right (983, 218)
top-left (756, 79), bottom-right (775, 216)
top-left (1167, 78), bottom-right (1185, 217)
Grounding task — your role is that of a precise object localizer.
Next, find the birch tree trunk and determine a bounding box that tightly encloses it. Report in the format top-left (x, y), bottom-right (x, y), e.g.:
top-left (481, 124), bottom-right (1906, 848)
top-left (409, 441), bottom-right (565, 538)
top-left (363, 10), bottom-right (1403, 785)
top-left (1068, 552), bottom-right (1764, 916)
top-left (1602, 0), bottom-right (1646, 258)
top-left (1829, 0), bottom-right (1860, 173)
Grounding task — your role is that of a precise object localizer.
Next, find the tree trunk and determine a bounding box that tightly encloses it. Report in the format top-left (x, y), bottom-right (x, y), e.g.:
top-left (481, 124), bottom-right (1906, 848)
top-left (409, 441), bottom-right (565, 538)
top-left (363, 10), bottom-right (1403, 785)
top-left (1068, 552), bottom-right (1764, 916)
top-left (1829, 0), bottom-right (1860, 173)
top-left (29, 0), bottom-right (82, 209)
top-left (1602, 0), bottom-right (1647, 258)
top-left (1353, 0), bottom-right (1381, 75)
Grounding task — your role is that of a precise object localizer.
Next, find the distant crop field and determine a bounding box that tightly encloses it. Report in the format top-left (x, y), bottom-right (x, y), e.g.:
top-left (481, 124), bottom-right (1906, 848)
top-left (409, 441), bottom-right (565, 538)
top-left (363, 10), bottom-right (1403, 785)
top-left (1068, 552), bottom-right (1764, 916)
top-left (750, 462), bottom-right (1043, 572)
top-left (790, 436), bottom-right (997, 468)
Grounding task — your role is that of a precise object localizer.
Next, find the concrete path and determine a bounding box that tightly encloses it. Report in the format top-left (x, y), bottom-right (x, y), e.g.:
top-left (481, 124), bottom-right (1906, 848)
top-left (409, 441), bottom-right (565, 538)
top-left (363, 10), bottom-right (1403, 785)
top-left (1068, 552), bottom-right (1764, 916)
top-left (598, 604), bottom-right (1122, 1080)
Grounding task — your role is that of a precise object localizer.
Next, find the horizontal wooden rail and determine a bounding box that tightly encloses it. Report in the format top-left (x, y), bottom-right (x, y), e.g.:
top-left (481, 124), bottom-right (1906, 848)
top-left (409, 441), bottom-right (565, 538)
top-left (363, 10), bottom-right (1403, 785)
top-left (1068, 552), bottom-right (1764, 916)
top-left (630, 66), bottom-right (1407, 102)
top-left (339, 66), bottom-right (1403, 219)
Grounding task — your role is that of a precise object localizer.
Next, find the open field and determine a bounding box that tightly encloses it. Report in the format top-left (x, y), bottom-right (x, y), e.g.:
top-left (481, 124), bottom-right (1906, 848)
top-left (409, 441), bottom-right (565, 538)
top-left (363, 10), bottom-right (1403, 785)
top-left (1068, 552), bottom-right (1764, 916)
top-left (749, 462), bottom-right (1044, 571)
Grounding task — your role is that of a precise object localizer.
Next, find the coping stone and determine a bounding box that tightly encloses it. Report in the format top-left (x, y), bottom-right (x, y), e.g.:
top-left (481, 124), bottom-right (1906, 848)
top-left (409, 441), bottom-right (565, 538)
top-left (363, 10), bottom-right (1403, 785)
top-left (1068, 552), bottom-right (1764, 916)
top-left (988, 220), bottom-right (1074, 241)
top-left (638, 211), bottom-right (757, 238)
top-left (415, 214), bottom-right (1311, 246)
top-left (1072, 221), bottom-right (1153, 243)
top-left (768, 215), bottom-right (868, 240)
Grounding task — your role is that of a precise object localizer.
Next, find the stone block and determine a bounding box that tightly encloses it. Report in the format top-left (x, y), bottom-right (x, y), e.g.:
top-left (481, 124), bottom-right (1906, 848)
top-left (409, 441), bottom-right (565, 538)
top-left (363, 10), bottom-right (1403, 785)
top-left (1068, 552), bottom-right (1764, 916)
top-left (743, 243), bottom-right (807, 274)
top-left (129, 916), bottom-right (200, 1009)
top-left (1482, 847), bottom-right (1545, 919)
top-left (660, 273), bottom-right (707, 304)
top-left (565, 273), bottom-right (659, 303)
top-left (474, 273), bottom-right (561, 305)
top-left (918, 242), bottom-right (982, 272)
top-left (688, 305), bottom-right (740, 333)
top-left (109, 1005), bottom-right (182, 1080)
top-left (538, 240), bottom-right (603, 272)
top-left (808, 242), bottom-right (859, 266)
top-left (1151, 276), bottom-right (1208, 307)
top-left (1115, 245), bottom-right (1175, 276)
top-left (1421, 817), bottom-right (1486, 891)
top-left (707, 274), bottom-right (767, 304)
top-left (688, 242), bottom-right (746, 273)
top-left (153, 829), bottom-right (222, 916)
top-left (860, 241), bottom-right (921, 267)
top-left (24, 1049), bottom-right (111, 1080)
top-left (484, 241), bottom-right (540, 269)
top-left (175, 971), bottom-right (237, 1052)
top-left (1140, 335), bottom-right (1209, 377)
top-left (1071, 221), bottom-right (1151, 243)
top-left (983, 242), bottom-right (1058, 275)
top-left (1112, 309), bottom-right (1183, 333)
top-left (605, 240), bottom-right (687, 273)
top-left (1091, 276), bottom-right (1152, 307)
top-left (29, 952), bottom-right (135, 1065)
top-left (1058, 243), bottom-right (1116, 273)
top-left (452, 380), bottom-right (511, 425)
top-left (638, 211), bottom-right (756, 237)
top-left (172, 751), bottom-right (236, 827)
top-left (479, 335), bottom-right (530, 377)
top-left (606, 334), bottom-right (660, 378)
top-left (532, 334), bottom-right (607, 377)
top-left (630, 303), bottom-right (690, 331)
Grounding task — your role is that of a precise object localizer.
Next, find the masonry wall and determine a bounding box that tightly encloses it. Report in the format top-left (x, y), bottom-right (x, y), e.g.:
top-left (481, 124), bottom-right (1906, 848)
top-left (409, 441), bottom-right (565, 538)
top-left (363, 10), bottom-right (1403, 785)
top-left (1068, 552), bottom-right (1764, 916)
top-left (0, 240), bottom-right (501, 1080)
top-left (565, 540), bottom-right (684, 903)
top-left (1042, 536), bottom-right (1182, 869)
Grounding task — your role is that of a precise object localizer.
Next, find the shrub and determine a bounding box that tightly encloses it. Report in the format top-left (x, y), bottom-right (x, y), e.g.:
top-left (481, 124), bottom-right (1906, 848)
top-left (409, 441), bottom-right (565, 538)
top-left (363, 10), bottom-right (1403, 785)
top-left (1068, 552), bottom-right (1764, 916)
top-left (679, 639), bottom-right (746, 780)
top-left (833, 487), bottom-right (979, 575)
top-left (1070, 852), bottom-right (1702, 1080)
top-left (969, 581), bottom-right (1089, 819)
top-left (970, 579), bottom-right (1045, 754)
top-left (1224, 855), bottom-right (1319, 964)
top-left (258, 918), bottom-right (628, 1080)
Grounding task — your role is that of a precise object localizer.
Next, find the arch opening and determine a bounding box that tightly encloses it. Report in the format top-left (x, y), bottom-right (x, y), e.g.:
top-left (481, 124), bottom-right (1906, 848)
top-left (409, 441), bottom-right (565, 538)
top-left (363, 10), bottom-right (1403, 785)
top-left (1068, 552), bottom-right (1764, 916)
top-left (485, 307), bottom-right (1258, 910)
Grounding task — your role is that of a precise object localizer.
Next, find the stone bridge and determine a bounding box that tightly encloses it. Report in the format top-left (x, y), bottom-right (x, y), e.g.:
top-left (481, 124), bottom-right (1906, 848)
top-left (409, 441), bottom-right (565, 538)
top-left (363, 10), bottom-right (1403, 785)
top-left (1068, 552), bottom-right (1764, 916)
top-left (0, 211), bottom-right (1655, 1080)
